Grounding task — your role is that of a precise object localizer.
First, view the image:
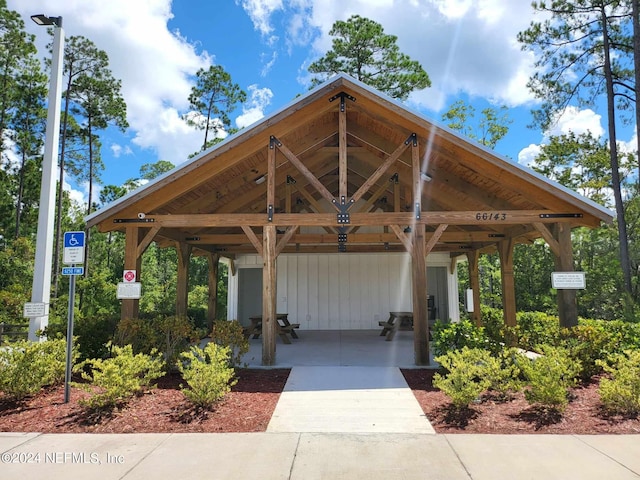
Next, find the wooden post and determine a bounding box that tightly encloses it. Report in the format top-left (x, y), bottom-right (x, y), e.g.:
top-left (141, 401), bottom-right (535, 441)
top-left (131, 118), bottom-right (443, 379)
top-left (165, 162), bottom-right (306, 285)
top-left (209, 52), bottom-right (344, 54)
top-left (121, 226), bottom-right (140, 320)
top-left (553, 223), bottom-right (578, 328)
top-left (339, 96), bottom-right (348, 201)
top-left (412, 223), bottom-right (429, 365)
top-left (176, 242), bottom-right (192, 318)
top-left (498, 238), bottom-right (517, 328)
top-left (262, 224), bottom-right (277, 365)
top-left (207, 253), bottom-right (219, 331)
top-left (466, 250), bottom-right (482, 326)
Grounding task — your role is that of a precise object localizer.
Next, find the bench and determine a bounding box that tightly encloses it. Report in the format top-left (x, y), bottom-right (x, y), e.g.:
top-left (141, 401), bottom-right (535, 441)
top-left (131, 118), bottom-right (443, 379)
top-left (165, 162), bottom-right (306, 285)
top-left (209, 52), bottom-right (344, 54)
top-left (0, 323), bottom-right (29, 345)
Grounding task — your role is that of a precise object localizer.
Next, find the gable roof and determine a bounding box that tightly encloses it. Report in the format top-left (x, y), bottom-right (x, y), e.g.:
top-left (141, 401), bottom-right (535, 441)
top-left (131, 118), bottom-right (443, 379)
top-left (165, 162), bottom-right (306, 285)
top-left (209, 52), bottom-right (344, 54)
top-left (87, 73), bottom-right (613, 255)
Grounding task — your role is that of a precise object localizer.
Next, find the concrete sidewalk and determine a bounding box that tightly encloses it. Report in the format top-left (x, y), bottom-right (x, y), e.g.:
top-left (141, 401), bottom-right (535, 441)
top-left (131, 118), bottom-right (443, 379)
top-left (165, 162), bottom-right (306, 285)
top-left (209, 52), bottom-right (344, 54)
top-left (267, 366), bottom-right (435, 433)
top-left (1, 432), bottom-right (639, 479)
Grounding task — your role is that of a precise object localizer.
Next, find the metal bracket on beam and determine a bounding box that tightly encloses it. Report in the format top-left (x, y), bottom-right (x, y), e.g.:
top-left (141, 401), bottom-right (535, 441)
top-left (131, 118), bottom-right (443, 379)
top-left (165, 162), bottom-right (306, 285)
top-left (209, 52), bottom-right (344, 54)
top-left (328, 91), bottom-right (356, 112)
top-left (415, 203), bottom-right (421, 220)
top-left (334, 196), bottom-right (352, 224)
top-left (404, 133), bottom-right (418, 147)
top-left (539, 213), bottom-right (583, 219)
top-left (113, 218), bottom-right (155, 224)
top-left (185, 236), bottom-right (200, 241)
top-left (269, 135), bottom-right (282, 149)
top-left (267, 204), bottom-right (274, 222)
top-left (286, 175), bottom-right (296, 184)
top-left (488, 233), bottom-right (505, 238)
top-left (390, 172), bottom-right (399, 184)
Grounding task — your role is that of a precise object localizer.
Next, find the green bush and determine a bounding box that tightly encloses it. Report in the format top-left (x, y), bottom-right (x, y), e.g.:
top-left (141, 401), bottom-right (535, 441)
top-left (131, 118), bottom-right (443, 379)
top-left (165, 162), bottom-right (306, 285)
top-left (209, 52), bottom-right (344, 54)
top-left (597, 350), bottom-right (640, 416)
top-left (486, 348), bottom-right (524, 398)
top-left (515, 311), bottom-right (561, 352)
top-left (519, 345), bottom-right (580, 412)
top-left (432, 319), bottom-right (490, 357)
top-left (177, 342), bottom-right (237, 408)
top-left (433, 347), bottom-right (494, 409)
top-left (0, 339), bottom-right (70, 401)
top-left (210, 320), bottom-right (249, 367)
top-left (560, 320), bottom-right (619, 381)
top-left (115, 315), bottom-right (201, 367)
top-left (74, 344), bottom-right (165, 410)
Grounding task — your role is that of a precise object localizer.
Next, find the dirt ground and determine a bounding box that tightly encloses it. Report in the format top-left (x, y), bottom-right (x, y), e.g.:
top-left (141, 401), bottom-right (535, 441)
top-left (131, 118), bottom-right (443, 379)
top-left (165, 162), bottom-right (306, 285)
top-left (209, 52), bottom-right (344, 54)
top-left (0, 368), bottom-right (638, 434)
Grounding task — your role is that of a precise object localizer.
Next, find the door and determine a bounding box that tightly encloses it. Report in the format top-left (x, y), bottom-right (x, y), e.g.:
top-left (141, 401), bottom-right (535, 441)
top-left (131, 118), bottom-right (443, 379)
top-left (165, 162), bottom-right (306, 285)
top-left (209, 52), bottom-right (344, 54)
top-left (237, 268), bottom-right (262, 326)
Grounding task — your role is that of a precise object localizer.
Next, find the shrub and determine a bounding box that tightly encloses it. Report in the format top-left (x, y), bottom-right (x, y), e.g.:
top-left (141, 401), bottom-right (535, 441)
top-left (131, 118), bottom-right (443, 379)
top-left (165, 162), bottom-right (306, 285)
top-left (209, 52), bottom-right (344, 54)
top-left (433, 347), bottom-right (494, 409)
top-left (74, 344), bottom-right (165, 410)
top-left (560, 320), bottom-right (620, 381)
top-left (519, 345), bottom-right (580, 412)
top-left (210, 320), bottom-right (249, 367)
top-left (597, 350), bottom-right (640, 416)
top-left (515, 311), bottom-right (561, 352)
top-left (486, 348), bottom-right (524, 398)
top-left (115, 315), bottom-right (201, 367)
top-left (432, 319), bottom-right (489, 357)
top-left (0, 339), bottom-right (70, 401)
top-left (177, 342), bottom-right (237, 408)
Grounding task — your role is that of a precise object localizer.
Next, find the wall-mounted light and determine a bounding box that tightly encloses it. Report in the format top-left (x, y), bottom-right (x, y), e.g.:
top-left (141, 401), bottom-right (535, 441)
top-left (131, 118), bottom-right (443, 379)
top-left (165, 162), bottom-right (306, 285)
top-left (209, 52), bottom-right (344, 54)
top-left (420, 172), bottom-right (432, 182)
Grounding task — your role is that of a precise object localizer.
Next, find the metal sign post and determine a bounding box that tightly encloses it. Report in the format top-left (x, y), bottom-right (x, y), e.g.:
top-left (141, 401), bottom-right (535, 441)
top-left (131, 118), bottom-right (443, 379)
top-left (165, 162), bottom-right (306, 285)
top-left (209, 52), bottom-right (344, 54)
top-left (62, 231), bottom-right (85, 403)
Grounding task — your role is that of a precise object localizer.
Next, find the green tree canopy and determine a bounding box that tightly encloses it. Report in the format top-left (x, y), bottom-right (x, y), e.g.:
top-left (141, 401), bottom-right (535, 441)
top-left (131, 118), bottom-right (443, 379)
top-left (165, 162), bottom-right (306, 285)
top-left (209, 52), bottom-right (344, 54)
top-left (185, 65), bottom-right (246, 152)
top-left (308, 15), bottom-right (431, 100)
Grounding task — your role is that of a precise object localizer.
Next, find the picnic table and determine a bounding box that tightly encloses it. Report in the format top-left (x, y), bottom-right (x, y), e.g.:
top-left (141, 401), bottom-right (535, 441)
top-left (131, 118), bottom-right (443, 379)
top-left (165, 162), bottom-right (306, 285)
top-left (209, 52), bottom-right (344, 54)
top-left (245, 313), bottom-right (300, 344)
top-left (378, 312), bottom-right (414, 341)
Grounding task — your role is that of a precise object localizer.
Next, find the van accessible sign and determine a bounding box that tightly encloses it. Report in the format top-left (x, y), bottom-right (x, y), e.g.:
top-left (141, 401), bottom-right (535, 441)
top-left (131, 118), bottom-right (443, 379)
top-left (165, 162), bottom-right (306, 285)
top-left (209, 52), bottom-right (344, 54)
top-left (551, 272), bottom-right (586, 289)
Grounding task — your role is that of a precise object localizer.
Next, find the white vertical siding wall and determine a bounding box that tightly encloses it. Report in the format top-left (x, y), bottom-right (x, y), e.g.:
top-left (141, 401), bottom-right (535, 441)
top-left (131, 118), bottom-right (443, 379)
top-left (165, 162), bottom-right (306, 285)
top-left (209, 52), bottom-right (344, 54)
top-left (228, 252), bottom-right (459, 329)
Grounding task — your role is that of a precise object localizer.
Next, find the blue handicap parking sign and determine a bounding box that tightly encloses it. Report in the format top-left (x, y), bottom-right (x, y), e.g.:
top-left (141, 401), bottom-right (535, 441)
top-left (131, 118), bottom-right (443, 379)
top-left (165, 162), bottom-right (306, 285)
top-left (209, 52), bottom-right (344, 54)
top-left (64, 231), bottom-right (85, 248)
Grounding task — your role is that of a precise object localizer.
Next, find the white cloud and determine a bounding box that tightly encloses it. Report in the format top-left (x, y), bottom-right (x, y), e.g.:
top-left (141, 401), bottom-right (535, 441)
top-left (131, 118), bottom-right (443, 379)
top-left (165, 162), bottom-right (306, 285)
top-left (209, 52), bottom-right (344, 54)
top-left (236, 85), bottom-right (274, 129)
top-left (235, 0), bottom-right (284, 36)
top-left (12, 0), bottom-right (211, 165)
top-left (544, 107), bottom-right (604, 140)
top-left (239, 0), bottom-right (539, 111)
top-left (110, 143), bottom-right (133, 158)
top-left (517, 143), bottom-right (541, 167)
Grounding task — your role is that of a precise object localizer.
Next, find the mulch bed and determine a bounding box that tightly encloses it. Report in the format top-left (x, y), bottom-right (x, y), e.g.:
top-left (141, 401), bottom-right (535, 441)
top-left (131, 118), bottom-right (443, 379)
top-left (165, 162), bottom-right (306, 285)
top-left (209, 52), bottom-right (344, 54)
top-left (0, 369), bottom-right (290, 433)
top-left (400, 369), bottom-right (640, 434)
top-left (1, 368), bottom-right (639, 434)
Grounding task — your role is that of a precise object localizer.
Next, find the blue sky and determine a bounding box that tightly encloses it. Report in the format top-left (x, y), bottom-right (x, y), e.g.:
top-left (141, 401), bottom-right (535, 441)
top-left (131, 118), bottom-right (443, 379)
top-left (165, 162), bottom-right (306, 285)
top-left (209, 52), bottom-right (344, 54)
top-left (9, 0), bottom-right (635, 208)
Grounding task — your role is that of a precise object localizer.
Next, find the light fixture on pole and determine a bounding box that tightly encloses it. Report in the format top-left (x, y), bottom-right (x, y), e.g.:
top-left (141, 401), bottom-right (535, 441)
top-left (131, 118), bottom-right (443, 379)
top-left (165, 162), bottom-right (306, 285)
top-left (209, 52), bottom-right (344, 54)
top-left (28, 14), bottom-right (65, 341)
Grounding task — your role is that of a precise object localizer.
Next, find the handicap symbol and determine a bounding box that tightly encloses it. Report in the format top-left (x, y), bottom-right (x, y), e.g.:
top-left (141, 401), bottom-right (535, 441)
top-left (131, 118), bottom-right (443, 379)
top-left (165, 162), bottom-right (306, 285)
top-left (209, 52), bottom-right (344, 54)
top-left (68, 234), bottom-right (80, 246)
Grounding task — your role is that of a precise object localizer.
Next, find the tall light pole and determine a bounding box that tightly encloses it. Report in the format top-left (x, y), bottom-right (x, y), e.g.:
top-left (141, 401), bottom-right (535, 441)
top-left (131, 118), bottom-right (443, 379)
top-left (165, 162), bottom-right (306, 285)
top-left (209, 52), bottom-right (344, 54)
top-left (28, 14), bottom-right (64, 341)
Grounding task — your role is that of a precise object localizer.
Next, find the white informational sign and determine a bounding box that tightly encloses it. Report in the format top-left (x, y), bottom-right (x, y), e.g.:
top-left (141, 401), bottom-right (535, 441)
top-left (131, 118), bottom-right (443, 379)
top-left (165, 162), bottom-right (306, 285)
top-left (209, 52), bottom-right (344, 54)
top-left (63, 231), bottom-right (86, 264)
top-left (23, 302), bottom-right (47, 318)
top-left (552, 272), bottom-right (586, 289)
top-left (117, 282), bottom-right (142, 299)
top-left (123, 270), bottom-right (137, 283)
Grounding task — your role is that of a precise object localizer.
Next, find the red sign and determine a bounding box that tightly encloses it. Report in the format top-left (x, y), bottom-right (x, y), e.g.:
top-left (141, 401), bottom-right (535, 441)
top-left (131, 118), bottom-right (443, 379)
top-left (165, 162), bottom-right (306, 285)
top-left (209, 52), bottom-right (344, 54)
top-left (123, 270), bottom-right (136, 283)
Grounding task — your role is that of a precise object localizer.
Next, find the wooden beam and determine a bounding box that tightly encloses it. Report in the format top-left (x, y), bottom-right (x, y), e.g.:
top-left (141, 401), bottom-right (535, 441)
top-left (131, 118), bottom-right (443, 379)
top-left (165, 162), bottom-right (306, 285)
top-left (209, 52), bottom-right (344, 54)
top-left (533, 222), bottom-right (560, 256)
top-left (275, 226), bottom-right (298, 256)
top-left (184, 231), bottom-right (516, 245)
top-left (274, 137), bottom-right (338, 210)
top-left (339, 98), bottom-right (348, 200)
top-left (350, 137), bottom-right (411, 205)
top-left (411, 134), bottom-right (421, 211)
top-left (136, 226), bottom-right (161, 258)
top-left (553, 223), bottom-right (578, 328)
top-left (241, 226), bottom-right (263, 257)
top-left (121, 226), bottom-right (140, 320)
top-left (143, 210), bottom-right (585, 228)
top-left (412, 223), bottom-right (429, 365)
top-left (466, 250), bottom-right (482, 326)
top-left (389, 224), bottom-right (413, 252)
top-left (267, 137), bottom-right (276, 212)
top-left (498, 238), bottom-right (516, 328)
top-left (207, 253), bottom-right (219, 331)
top-left (425, 224), bottom-right (448, 254)
top-left (262, 225), bottom-right (277, 366)
top-left (176, 242), bottom-right (192, 318)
